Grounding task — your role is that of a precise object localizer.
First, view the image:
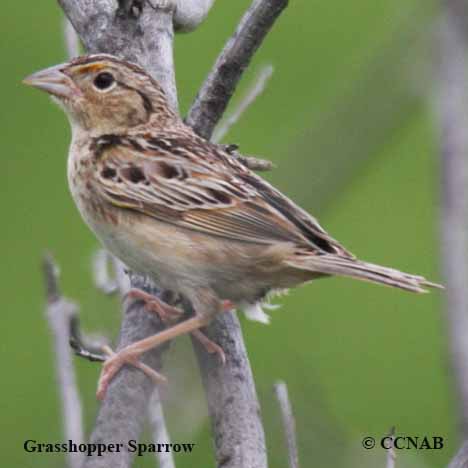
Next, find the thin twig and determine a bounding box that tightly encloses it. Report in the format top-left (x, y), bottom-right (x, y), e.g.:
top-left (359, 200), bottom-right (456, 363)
top-left (186, 0), bottom-right (289, 139)
top-left (235, 153), bottom-right (274, 171)
top-left (92, 249), bottom-right (118, 295)
top-left (448, 441), bottom-right (468, 468)
top-left (148, 390), bottom-right (176, 468)
top-left (435, 4), bottom-right (468, 436)
top-left (42, 254), bottom-right (84, 468)
top-left (68, 315), bottom-right (107, 362)
top-left (386, 427), bottom-right (396, 468)
top-left (224, 144), bottom-right (274, 171)
top-left (274, 381), bottom-right (299, 468)
top-left (213, 64), bottom-right (274, 143)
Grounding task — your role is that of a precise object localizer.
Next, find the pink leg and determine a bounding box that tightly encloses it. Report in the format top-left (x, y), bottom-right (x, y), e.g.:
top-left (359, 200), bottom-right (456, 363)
top-left (97, 345), bottom-right (168, 400)
top-left (126, 288), bottom-right (228, 362)
top-left (97, 294), bottom-right (234, 400)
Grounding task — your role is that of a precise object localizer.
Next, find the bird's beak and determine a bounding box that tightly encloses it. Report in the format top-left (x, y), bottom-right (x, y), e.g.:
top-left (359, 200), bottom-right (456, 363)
top-left (23, 63), bottom-right (81, 99)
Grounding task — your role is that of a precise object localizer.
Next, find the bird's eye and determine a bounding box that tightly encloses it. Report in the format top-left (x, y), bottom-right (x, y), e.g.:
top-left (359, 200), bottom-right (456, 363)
top-left (93, 72), bottom-right (115, 91)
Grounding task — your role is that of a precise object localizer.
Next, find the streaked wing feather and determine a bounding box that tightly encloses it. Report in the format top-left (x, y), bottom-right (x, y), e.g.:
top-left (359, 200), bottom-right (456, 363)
top-left (93, 134), bottom-right (348, 252)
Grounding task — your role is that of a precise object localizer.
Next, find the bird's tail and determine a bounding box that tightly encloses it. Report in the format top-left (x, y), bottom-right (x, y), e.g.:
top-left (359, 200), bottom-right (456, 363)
top-left (286, 254), bottom-right (443, 293)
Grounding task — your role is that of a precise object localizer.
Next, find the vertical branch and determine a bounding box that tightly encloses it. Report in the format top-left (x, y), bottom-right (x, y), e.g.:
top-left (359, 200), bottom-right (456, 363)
top-left (385, 427), bottom-right (396, 468)
top-left (148, 390), bottom-right (176, 468)
top-left (448, 441), bottom-right (468, 468)
top-left (191, 313), bottom-right (267, 467)
top-left (92, 249), bottom-right (118, 295)
top-left (42, 254), bottom-right (84, 468)
top-left (274, 381), bottom-right (299, 468)
top-left (83, 282), bottom-right (168, 468)
top-left (186, 2), bottom-right (288, 466)
top-left (435, 0), bottom-right (468, 436)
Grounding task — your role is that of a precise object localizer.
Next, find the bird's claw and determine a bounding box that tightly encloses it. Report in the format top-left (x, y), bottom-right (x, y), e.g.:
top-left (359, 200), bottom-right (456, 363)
top-left (96, 344), bottom-right (167, 400)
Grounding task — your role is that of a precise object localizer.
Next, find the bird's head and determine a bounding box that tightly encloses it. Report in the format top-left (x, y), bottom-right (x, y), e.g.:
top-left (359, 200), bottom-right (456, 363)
top-left (23, 54), bottom-right (176, 135)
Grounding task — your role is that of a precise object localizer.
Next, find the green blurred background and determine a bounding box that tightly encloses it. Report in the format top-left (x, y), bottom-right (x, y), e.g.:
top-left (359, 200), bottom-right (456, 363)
top-left (1, 0), bottom-right (454, 466)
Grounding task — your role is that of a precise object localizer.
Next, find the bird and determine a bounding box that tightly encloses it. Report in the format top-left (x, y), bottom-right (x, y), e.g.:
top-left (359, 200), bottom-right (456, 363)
top-left (24, 54), bottom-right (442, 399)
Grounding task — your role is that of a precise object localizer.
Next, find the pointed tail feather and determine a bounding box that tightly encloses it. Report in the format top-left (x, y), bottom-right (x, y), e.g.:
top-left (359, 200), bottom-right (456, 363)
top-left (286, 255), bottom-right (443, 293)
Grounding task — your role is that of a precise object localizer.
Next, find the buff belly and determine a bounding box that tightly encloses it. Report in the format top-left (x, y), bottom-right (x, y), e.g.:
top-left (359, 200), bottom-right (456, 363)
top-left (75, 192), bottom-right (303, 305)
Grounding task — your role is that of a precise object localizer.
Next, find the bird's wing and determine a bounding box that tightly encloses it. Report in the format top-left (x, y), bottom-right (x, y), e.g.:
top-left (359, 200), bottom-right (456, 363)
top-left (92, 132), bottom-right (352, 255)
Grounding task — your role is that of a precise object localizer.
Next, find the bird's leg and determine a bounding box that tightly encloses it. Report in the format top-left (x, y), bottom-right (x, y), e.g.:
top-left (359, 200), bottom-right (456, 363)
top-left (96, 294), bottom-right (233, 400)
top-left (125, 288), bottom-right (227, 362)
top-left (101, 344), bottom-right (167, 385)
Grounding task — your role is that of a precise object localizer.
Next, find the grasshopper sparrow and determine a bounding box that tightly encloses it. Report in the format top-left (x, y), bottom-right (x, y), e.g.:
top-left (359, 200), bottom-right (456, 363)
top-left (24, 55), bottom-right (441, 399)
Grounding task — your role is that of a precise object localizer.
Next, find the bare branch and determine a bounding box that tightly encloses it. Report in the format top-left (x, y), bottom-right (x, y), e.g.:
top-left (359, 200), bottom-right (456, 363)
top-left (448, 441), bottom-right (468, 468)
top-left (191, 312), bottom-right (267, 468)
top-left (213, 64), bottom-right (273, 143)
top-left (42, 254), bottom-right (84, 468)
top-left (83, 289), bottom-right (169, 468)
top-left (182, 2), bottom-right (290, 466)
top-left (274, 381), bottom-right (299, 468)
top-left (435, 4), bottom-right (468, 436)
top-left (68, 315), bottom-right (108, 362)
top-left (84, 259), bottom-right (172, 468)
top-left (148, 390), bottom-right (176, 468)
top-left (385, 427), bottom-right (396, 468)
top-left (112, 256), bottom-right (132, 293)
top-left (185, 2), bottom-right (289, 466)
top-left (223, 144), bottom-right (274, 172)
top-left (92, 249), bottom-right (118, 295)
top-left (186, 0), bottom-right (289, 139)
top-left (235, 153), bottom-right (274, 171)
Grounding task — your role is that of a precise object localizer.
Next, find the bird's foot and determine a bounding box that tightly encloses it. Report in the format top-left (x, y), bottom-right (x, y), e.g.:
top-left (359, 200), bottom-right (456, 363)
top-left (125, 288), bottom-right (183, 324)
top-left (190, 300), bottom-right (233, 364)
top-left (126, 288), bottom-right (230, 363)
top-left (96, 345), bottom-right (167, 400)
top-left (96, 296), bottom-right (234, 399)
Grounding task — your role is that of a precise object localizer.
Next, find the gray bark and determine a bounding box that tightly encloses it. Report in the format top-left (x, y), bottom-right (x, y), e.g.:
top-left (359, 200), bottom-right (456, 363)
top-left (43, 254), bottom-right (85, 468)
top-left (436, 1), bottom-right (468, 437)
top-left (84, 279), bottom-right (167, 468)
top-left (449, 441), bottom-right (468, 468)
